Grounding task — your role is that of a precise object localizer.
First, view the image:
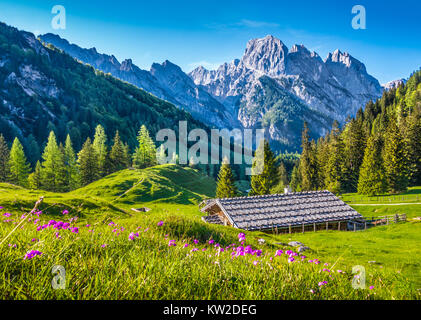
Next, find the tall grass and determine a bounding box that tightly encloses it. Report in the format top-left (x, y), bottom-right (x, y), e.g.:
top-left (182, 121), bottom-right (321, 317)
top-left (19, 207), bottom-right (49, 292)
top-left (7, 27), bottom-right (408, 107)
top-left (0, 209), bottom-right (418, 300)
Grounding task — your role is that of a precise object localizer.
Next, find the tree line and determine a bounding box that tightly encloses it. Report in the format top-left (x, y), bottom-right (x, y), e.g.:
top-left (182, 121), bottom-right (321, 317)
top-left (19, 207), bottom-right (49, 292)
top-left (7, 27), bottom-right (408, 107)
top-left (291, 69), bottom-right (421, 195)
top-left (0, 124), bottom-right (162, 191)
top-left (215, 69), bottom-right (421, 198)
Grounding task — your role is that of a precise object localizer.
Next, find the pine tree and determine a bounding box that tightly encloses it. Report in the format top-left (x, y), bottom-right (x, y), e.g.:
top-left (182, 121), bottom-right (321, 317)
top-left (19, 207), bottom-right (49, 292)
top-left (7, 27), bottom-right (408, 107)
top-left (270, 160), bottom-right (288, 194)
top-left (28, 161), bottom-right (42, 190)
top-left (92, 125), bottom-right (108, 177)
top-left (133, 125), bottom-right (157, 169)
top-left (249, 139), bottom-right (277, 196)
top-left (342, 116), bottom-right (367, 192)
top-left (77, 138), bottom-right (98, 186)
top-left (64, 135), bottom-right (80, 190)
top-left (383, 119), bottom-right (409, 193)
top-left (290, 164), bottom-right (302, 192)
top-left (324, 121), bottom-right (345, 194)
top-left (406, 109), bottom-right (421, 185)
top-left (8, 137), bottom-right (30, 186)
top-left (216, 158), bottom-right (239, 198)
top-left (299, 123), bottom-right (319, 191)
top-left (122, 143), bottom-right (131, 168)
top-left (0, 134), bottom-right (10, 182)
top-left (109, 131), bottom-right (126, 173)
top-left (357, 135), bottom-right (387, 196)
top-left (40, 131), bottom-right (66, 191)
top-left (316, 136), bottom-right (329, 190)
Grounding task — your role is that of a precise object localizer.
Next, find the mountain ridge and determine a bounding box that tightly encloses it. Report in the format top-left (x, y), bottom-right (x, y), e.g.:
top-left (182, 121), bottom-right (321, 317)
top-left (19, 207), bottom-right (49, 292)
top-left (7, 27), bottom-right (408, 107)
top-left (40, 32), bottom-right (384, 152)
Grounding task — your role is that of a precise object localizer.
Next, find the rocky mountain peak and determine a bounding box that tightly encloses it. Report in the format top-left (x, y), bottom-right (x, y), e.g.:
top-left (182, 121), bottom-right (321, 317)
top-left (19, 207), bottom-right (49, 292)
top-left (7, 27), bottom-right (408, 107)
top-left (120, 58), bottom-right (133, 71)
top-left (242, 35), bottom-right (288, 76)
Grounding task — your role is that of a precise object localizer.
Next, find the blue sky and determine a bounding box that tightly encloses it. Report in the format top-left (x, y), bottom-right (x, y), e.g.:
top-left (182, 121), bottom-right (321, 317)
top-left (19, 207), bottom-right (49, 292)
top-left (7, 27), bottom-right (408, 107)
top-left (0, 0), bottom-right (420, 83)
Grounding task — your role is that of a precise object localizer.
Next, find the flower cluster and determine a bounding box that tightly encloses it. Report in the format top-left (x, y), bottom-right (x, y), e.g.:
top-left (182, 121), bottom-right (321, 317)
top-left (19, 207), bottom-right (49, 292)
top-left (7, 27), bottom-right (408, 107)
top-left (36, 220), bottom-right (79, 234)
top-left (24, 250), bottom-right (43, 260)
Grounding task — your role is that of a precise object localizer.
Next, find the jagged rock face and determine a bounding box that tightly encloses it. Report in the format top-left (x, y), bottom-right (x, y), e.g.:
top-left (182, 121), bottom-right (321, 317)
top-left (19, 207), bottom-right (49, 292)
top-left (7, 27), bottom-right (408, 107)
top-left (242, 35), bottom-right (288, 77)
top-left (190, 36), bottom-right (383, 129)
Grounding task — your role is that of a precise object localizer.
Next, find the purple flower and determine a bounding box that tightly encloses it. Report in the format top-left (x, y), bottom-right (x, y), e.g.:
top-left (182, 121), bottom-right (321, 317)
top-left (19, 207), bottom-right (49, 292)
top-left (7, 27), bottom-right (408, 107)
top-left (128, 232), bottom-right (136, 241)
top-left (0, 206), bottom-right (3, 210)
top-left (24, 250), bottom-right (42, 260)
top-left (3, 212), bottom-right (11, 217)
top-left (288, 257), bottom-right (295, 263)
top-left (369, 286), bottom-right (374, 290)
top-left (108, 221), bottom-right (115, 226)
top-left (184, 243), bottom-right (189, 248)
top-left (71, 227), bottom-right (79, 234)
top-left (31, 238), bottom-right (38, 242)
top-left (168, 240), bottom-right (176, 247)
top-left (253, 261), bottom-right (259, 266)
top-left (62, 209), bottom-right (69, 215)
top-left (208, 239), bottom-right (215, 245)
top-left (275, 250), bottom-right (283, 256)
top-left (157, 221), bottom-right (164, 227)
top-left (101, 244), bottom-right (107, 248)
top-left (193, 239), bottom-right (199, 244)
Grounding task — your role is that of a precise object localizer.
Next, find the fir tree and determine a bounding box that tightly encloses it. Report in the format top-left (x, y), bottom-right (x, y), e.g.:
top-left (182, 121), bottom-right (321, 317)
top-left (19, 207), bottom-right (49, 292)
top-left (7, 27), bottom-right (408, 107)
top-left (64, 135), bottom-right (80, 190)
top-left (40, 131), bottom-right (66, 191)
top-left (249, 139), bottom-right (277, 196)
top-left (77, 138), bottom-right (98, 186)
top-left (324, 121), bottom-right (345, 194)
top-left (270, 160), bottom-right (288, 194)
top-left (133, 125), bottom-right (157, 169)
top-left (290, 164), bottom-right (302, 192)
top-left (342, 116), bottom-right (367, 192)
top-left (109, 131), bottom-right (127, 173)
top-left (299, 123), bottom-right (319, 191)
top-left (383, 119), bottom-right (409, 193)
top-left (92, 125), bottom-right (108, 177)
top-left (406, 109), bottom-right (421, 185)
top-left (28, 161), bottom-right (42, 190)
top-left (216, 158), bottom-right (239, 198)
top-left (0, 134), bottom-right (10, 182)
top-left (8, 137), bottom-right (30, 186)
top-left (357, 135), bottom-right (387, 196)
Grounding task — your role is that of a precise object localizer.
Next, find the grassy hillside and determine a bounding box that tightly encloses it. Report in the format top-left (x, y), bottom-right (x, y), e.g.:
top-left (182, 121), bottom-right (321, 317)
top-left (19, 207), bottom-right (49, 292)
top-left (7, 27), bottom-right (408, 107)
top-left (0, 166), bottom-right (420, 299)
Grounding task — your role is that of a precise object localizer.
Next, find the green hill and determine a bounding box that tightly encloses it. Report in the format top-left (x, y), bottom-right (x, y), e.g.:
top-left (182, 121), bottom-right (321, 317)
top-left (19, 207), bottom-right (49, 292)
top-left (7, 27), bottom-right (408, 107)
top-left (0, 164), bottom-right (216, 218)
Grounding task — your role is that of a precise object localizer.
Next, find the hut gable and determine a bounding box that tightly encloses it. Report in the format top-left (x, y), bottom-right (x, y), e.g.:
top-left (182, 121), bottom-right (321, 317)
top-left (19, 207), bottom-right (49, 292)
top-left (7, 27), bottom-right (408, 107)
top-left (201, 190), bottom-right (362, 231)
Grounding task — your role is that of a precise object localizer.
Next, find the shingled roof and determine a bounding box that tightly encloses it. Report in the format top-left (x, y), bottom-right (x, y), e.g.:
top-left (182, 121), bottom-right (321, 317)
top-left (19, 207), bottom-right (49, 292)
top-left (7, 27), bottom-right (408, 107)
top-left (201, 190), bottom-right (362, 231)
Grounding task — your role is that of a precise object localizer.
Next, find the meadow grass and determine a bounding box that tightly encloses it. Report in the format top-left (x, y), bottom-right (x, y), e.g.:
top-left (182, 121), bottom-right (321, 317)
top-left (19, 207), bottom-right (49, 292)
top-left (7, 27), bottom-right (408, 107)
top-left (341, 186), bottom-right (421, 204)
top-left (0, 165), bottom-right (420, 300)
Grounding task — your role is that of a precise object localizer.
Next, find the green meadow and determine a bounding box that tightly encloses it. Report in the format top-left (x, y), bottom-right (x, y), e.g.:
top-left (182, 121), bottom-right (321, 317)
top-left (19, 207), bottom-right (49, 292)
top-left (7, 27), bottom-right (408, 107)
top-left (0, 165), bottom-right (420, 300)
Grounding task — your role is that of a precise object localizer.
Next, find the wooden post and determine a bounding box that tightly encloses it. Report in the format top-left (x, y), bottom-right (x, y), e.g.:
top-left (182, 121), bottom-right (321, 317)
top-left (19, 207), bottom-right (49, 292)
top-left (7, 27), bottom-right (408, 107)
top-left (289, 224), bottom-right (291, 234)
top-left (353, 222), bottom-right (356, 232)
top-left (313, 223), bottom-right (316, 232)
top-left (364, 221), bottom-right (367, 230)
top-left (302, 223), bottom-right (305, 233)
top-left (338, 221), bottom-right (341, 231)
top-left (326, 221), bottom-right (328, 231)
top-left (275, 226), bottom-right (278, 235)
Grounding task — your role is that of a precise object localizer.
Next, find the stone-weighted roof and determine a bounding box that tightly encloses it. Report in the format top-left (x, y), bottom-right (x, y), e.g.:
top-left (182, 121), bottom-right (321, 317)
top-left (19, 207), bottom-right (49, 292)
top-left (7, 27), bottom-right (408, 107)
top-left (201, 190), bottom-right (362, 230)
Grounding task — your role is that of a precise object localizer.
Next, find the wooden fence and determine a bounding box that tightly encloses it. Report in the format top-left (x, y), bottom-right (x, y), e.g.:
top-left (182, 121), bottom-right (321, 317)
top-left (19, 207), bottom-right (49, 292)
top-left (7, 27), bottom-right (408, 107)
top-left (348, 213), bottom-right (407, 231)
